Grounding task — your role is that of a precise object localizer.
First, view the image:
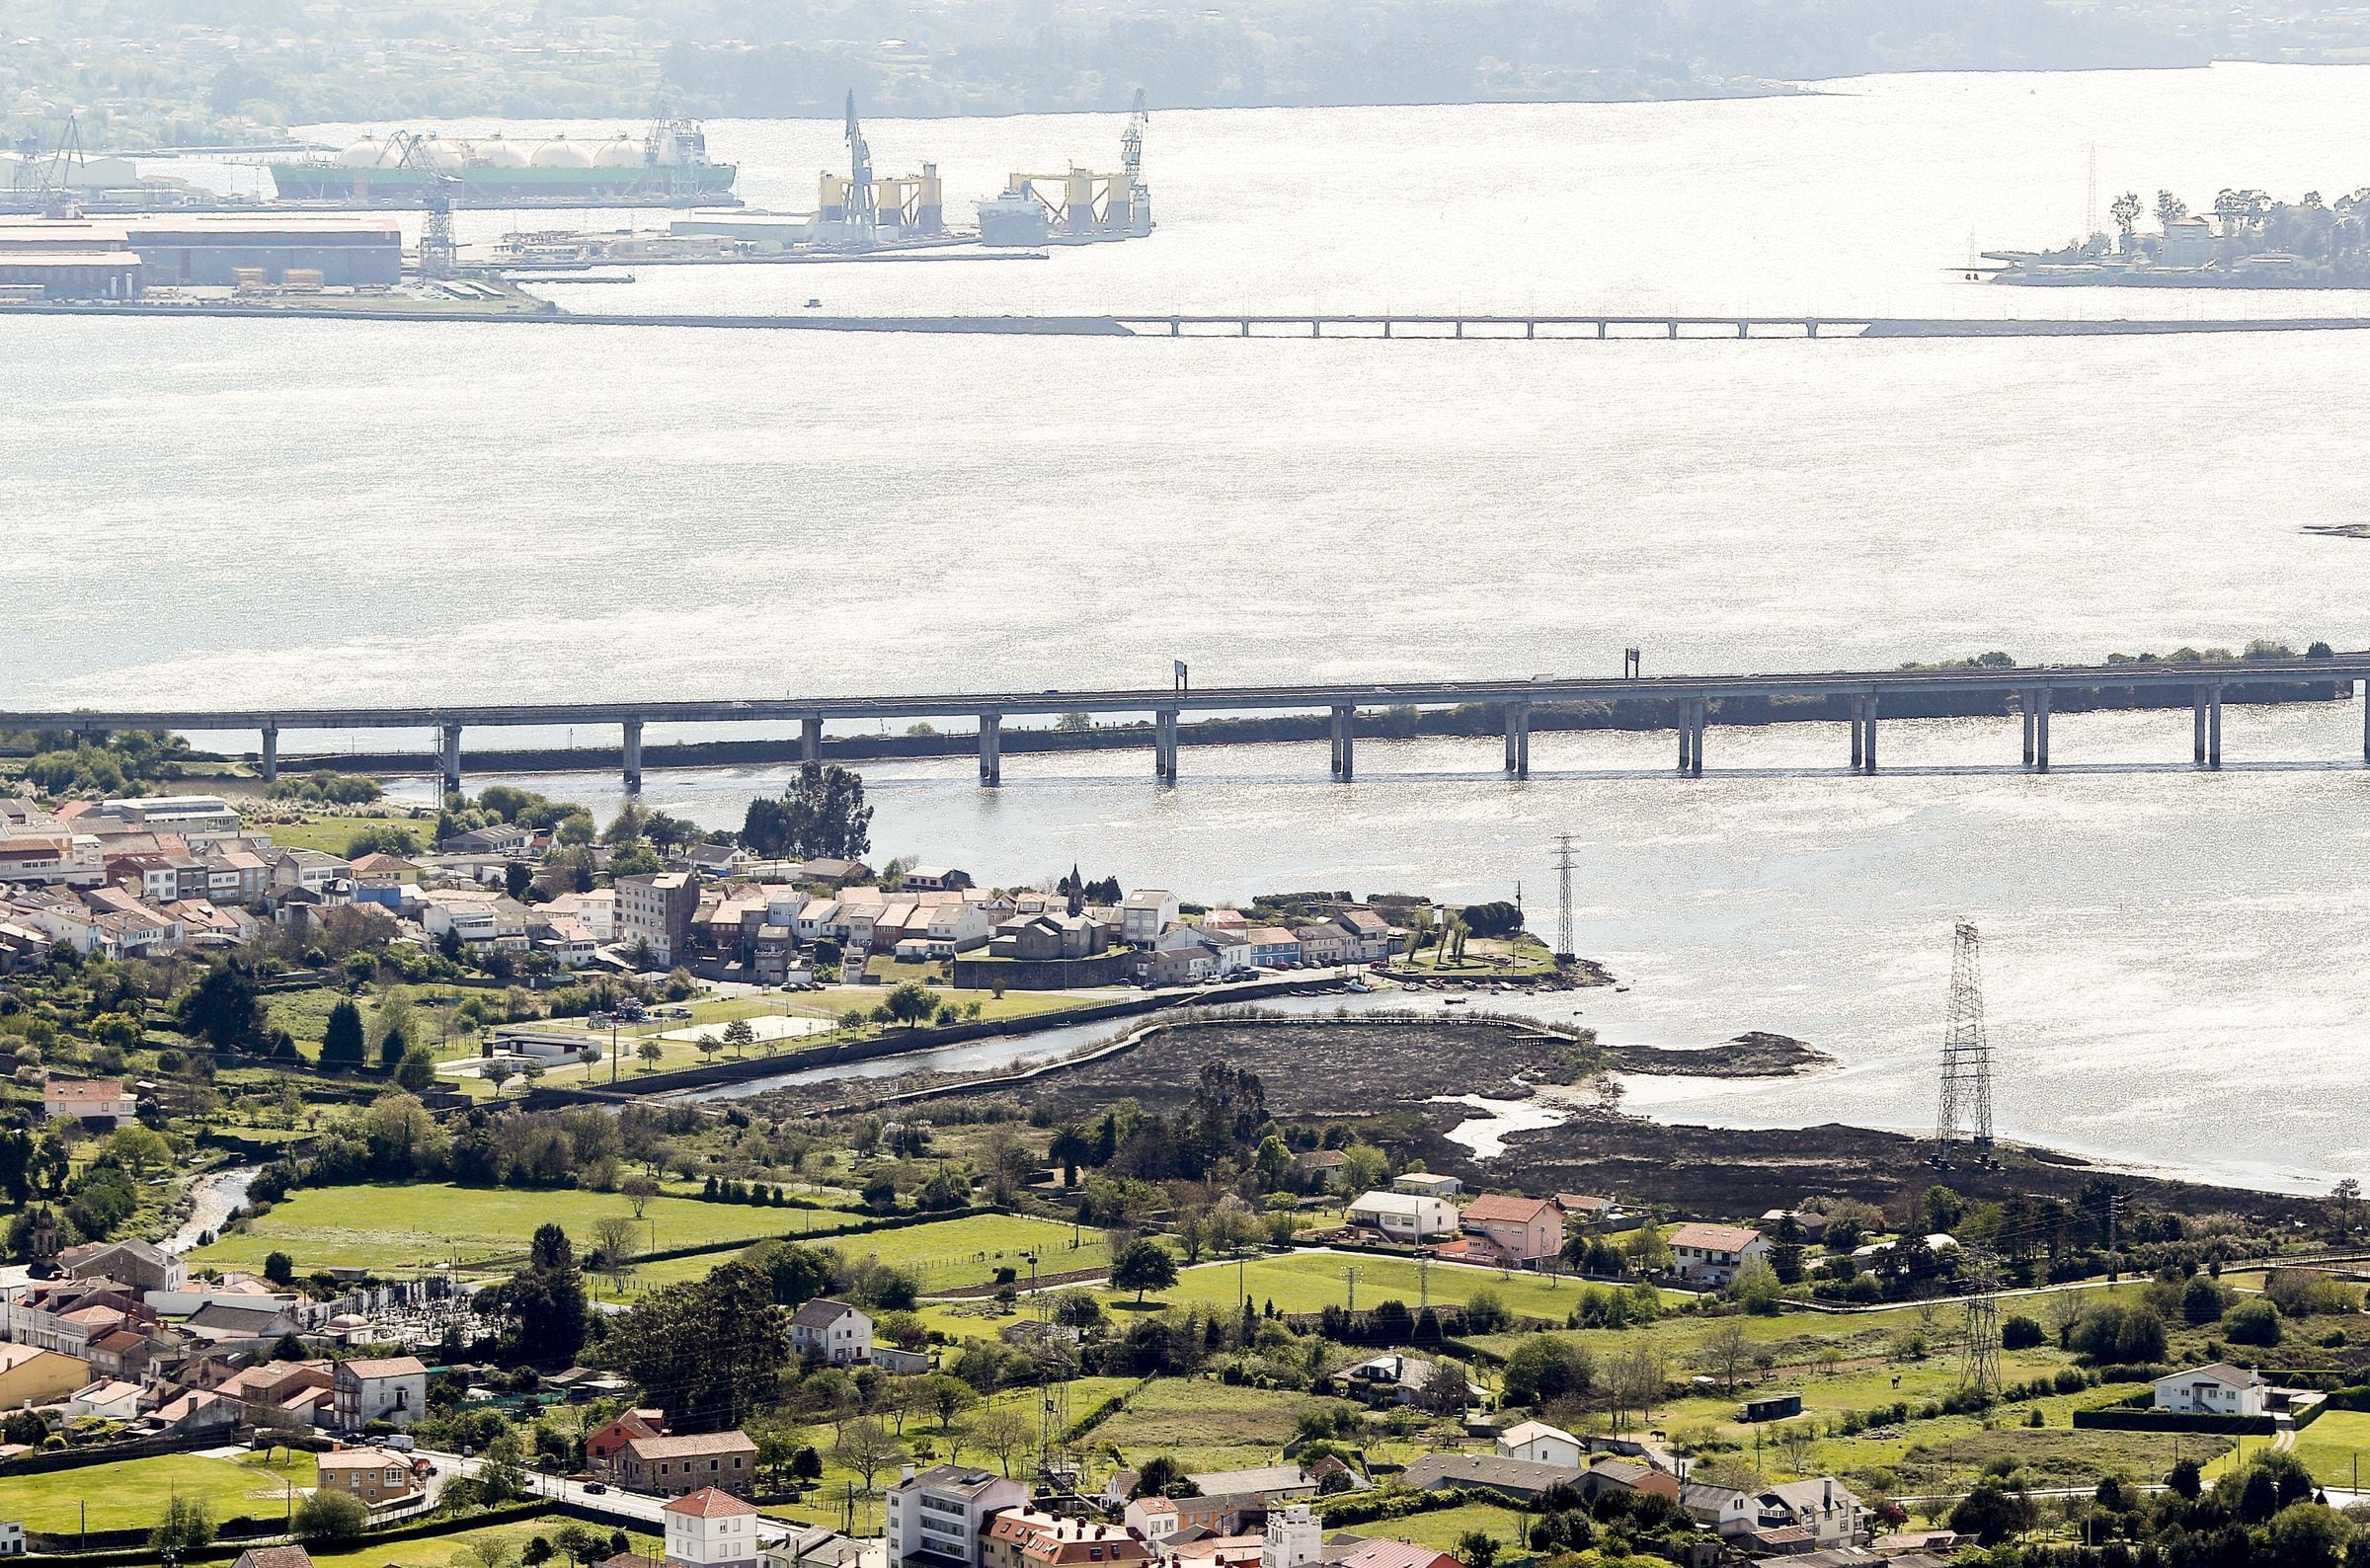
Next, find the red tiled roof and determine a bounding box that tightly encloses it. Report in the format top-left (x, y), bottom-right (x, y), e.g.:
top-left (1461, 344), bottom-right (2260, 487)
top-left (666, 1486), bottom-right (759, 1519)
top-left (1462, 1194), bottom-right (1558, 1224)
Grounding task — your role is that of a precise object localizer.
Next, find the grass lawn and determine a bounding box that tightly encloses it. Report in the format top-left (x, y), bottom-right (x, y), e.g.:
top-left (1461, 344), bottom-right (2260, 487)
top-left (1365, 1500), bottom-right (1538, 1557)
top-left (4, 1449), bottom-right (315, 1534)
top-left (1395, 935), bottom-right (1560, 979)
top-left (306, 1516), bottom-right (661, 1568)
top-left (769, 1376), bottom-right (1139, 1509)
top-left (191, 1180), bottom-right (809, 1276)
top-left (590, 1209), bottom-right (1106, 1303)
top-left (252, 810), bottom-right (439, 857)
top-left (1113, 1250), bottom-right (1606, 1322)
top-left (1085, 1378), bottom-right (1346, 1474)
top-left (2289, 1409), bottom-right (2370, 1491)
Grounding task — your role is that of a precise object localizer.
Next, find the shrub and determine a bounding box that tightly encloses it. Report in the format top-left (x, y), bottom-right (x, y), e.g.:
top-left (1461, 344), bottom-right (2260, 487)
top-left (2002, 1314), bottom-right (2043, 1350)
top-left (2223, 1299), bottom-right (2283, 1347)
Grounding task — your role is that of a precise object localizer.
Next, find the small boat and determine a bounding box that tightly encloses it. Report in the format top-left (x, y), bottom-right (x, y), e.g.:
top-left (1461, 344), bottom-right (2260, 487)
top-left (805, 297), bottom-right (823, 309)
top-left (1445, 997), bottom-right (1467, 1006)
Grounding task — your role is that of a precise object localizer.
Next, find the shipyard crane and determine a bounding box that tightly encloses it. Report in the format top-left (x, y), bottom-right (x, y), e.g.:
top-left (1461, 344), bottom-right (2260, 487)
top-left (843, 90), bottom-right (877, 227)
top-left (389, 131), bottom-right (460, 278)
top-left (1122, 88), bottom-right (1147, 179)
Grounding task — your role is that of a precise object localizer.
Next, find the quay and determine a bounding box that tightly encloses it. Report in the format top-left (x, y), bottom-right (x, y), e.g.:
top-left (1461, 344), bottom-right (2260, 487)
top-left (4, 654), bottom-right (2365, 793)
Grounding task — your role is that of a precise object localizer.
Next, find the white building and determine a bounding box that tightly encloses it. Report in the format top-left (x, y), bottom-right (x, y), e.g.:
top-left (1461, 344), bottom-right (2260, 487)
top-left (1262, 1503), bottom-right (1321, 1568)
top-left (1122, 890), bottom-right (1179, 944)
top-left (42, 1078), bottom-right (139, 1125)
top-left (790, 1299), bottom-right (874, 1366)
top-left (1346, 1189), bottom-right (1459, 1242)
top-left (96, 796), bottom-right (242, 839)
top-left (1667, 1223), bottom-right (1774, 1286)
top-left (1496, 1421), bottom-right (1584, 1468)
top-left (2153, 1363), bottom-right (2267, 1418)
top-left (333, 1355), bottom-right (427, 1430)
top-left (665, 1486), bottom-right (763, 1568)
top-left (886, 1463), bottom-right (1028, 1568)
top-left (0, 834), bottom-right (104, 888)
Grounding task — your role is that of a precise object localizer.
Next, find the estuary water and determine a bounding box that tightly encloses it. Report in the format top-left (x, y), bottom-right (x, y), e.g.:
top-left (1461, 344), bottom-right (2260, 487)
top-left (8, 65), bottom-right (2370, 1191)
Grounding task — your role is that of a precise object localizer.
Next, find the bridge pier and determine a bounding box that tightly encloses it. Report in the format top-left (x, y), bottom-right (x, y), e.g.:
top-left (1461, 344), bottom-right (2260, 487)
top-left (1596, 321), bottom-right (1608, 341)
top-left (1330, 706), bottom-right (1355, 781)
top-left (2208, 684), bottom-right (2223, 770)
top-left (1239, 319), bottom-right (1250, 338)
top-left (2363, 683), bottom-right (2370, 762)
top-left (1170, 316), bottom-right (1180, 338)
top-left (1155, 709), bottom-right (1179, 784)
top-left (1676, 702), bottom-right (1694, 773)
top-left (802, 715), bottom-right (822, 764)
top-left (1666, 320), bottom-right (1679, 340)
top-left (1850, 698), bottom-right (1864, 770)
top-left (2193, 686), bottom-right (2208, 765)
top-left (1311, 320), bottom-right (1320, 338)
top-left (2034, 688), bottom-right (2051, 773)
top-left (1806, 321), bottom-right (1820, 339)
top-left (622, 719), bottom-right (644, 793)
top-left (1503, 702), bottom-right (1531, 779)
top-left (439, 723), bottom-right (463, 796)
top-left (2020, 698), bottom-right (2034, 766)
top-left (1525, 321), bottom-right (1536, 341)
top-left (978, 713), bottom-right (1002, 786)
top-left (1690, 699), bottom-right (1707, 776)
top-left (1736, 321), bottom-right (1748, 340)
top-left (1860, 694), bottom-right (1878, 773)
top-left (261, 724), bottom-right (278, 784)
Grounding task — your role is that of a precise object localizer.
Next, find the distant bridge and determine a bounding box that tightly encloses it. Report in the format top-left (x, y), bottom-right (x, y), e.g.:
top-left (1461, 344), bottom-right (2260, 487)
top-left (6, 654), bottom-right (2366, 793)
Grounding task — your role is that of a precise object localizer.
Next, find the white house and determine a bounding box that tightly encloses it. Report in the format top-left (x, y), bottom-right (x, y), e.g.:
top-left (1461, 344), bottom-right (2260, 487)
top-left (1392, 1172), bottom-right (1463, 1198)
top-left (1124, 1497), bottom-right (1181, 1547)
top-left (333, 1356), bottom-right (427, 1430)
top-left (1755, 1478), bottom-right (1867, 1548)
top-left (1346, 1190), bottom-right (1459, 1242)
top-left (2153, 1363), bottom-right (2267, 1418)
top-left (1121, 890), bottom-right (1180, 943)
top-left (42, 1078), bottom-right (139, 1126)
top-left (665, 1486), bottom-right (763, 1568)
top-left (1680, 1482), bottom-right (1758, 1538)
top-left (0, 1520), bottom-right (24, 1556)
top-left (1496, 1421), bottom-right (1584, 1468)
top-left (67, 1377), bottom-right (144, 1421)
top-left (922, 902), bottom-right (991, 952)
top-left (790, 1299), bottom-right (874, 1366)
top-left (1667, 1223), bottom-right (1774, 1286)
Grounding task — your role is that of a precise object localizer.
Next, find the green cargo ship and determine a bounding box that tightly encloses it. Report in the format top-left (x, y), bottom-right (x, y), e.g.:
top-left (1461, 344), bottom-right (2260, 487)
top-left (270, 118), bottom-right (736, 207)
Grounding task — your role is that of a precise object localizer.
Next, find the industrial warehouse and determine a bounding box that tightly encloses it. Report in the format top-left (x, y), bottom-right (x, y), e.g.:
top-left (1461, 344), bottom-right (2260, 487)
top-left (0, 214), bottom-right (403, 298)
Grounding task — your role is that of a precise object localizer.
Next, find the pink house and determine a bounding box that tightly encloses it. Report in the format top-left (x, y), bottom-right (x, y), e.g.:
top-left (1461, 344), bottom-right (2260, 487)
top-left (1456, 1194), bottom-right (1562, 1267)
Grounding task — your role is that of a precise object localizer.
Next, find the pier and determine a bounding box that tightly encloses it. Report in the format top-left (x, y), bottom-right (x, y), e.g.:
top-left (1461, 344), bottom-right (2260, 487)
top-left (6, 654), bottom-right (2365, 794)
top-left (17, 301), bottom-right (2370, 341)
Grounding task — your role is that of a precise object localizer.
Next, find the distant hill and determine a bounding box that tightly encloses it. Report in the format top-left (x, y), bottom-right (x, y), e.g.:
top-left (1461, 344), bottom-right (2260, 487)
top-left (2, 0), bottom-right (2337, 148)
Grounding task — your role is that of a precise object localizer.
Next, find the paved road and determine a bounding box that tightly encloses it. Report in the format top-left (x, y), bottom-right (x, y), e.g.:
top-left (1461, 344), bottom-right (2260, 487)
top-left (420, 1450), bottom-right (819, 1543)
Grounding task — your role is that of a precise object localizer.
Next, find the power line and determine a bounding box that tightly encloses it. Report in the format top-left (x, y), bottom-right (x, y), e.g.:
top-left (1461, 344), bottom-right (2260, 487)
top-left (1936, 919), bottom-right (1995, 1161)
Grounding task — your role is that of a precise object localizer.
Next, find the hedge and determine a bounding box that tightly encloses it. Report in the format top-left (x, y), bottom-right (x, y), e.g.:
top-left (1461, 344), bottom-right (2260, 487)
top-left (2071, 1408), bottom-right (2273, 1435)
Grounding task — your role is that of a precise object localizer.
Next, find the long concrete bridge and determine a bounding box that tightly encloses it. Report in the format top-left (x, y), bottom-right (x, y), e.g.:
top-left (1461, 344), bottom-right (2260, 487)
top-left (7, 653), bottom-right (2365, 793)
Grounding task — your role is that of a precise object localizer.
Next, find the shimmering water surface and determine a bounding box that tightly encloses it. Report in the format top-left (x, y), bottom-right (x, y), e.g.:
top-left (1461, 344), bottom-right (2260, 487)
top-left (10, 65), bottom-right (2370, 1191)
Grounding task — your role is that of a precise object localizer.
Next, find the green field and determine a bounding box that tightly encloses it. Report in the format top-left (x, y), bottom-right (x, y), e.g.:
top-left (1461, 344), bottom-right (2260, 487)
top-left (3, 1449), bottom-right (315, 1534)
top-left (1113, 1250), bottom-right (1616, 1321)
top-left (252, 810), bottom-right (439, 857)
top-left (2288, 1410), bottom-right (2370, 1491)
top-left (1365, 1500), bottom-right (1538, 1557)
top-left (190, 1180), bottom-right (813, 1275)
top-left (306, 1517), bottom-right (662, 1568)
top-left (1094, 1377), bottom-right (1344, 1473)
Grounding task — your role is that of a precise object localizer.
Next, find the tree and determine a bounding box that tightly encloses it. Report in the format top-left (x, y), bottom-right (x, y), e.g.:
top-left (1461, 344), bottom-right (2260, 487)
top-left (881, 980), bottom-right (936, 1029)
top-left (495, 1221), bottom-right (589, 1365)
top-left (2223, 1298), bottom-right (2283, 1347)
top-left (2001, 1314), bottom-right (2043, 1350)
top-left (1696, 1320), bottom-right (1754, 1393)
top-left (552, 1526), bottom-right (609, 1568)
top-left (264, 1249), bottom-right (295, 1287)
top-left (394, 1044), bottom-right (437, 1091)
top-left (1946, 1479), bottom-right (2033, 1546)
top-left (744, 762), bottom-right (873, 860)
top-left (2110, 190), bottom-right (2142, 247)
top-left (178, 958), bottom-right (264, 1051)
top-left (149, 1494), bottom-right (214, 1556)
top-left (621, 1174), bottom-right (659, 1217)
top-left (972, 1404), bottom-right (1037, 1477)
top-left (831, 1417), bottom-right (907, 1493)
top-left (722, 1018), bottom-right (756, 1058)
top-left (1111, 1238), bottom-right (1179, 1303)
top-left (2166, 1456), bottom-right (2203, 1499)
top-left (453, 1540), bottom-right (520, 1568)
top-left (591, 1216), bottom-right (642, 1290)
top-left (1453, 1530), bottom-right (1500, 1568)
top-left (2334, 1176), bottom-right (2361, 1235)
top-left (609, 1260), bottom-right (791, 1431)
top-left (637, 1040), bottom-right (664, 1072)
top-left (104, 1124), bottom-right (170, 1176)
top-left (925, 1372), bottom-right (979, 1431)
top-left (319, 997), bottom-right (367, 1070)
top-left (292, 1488), bottom-right (368, 1543)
